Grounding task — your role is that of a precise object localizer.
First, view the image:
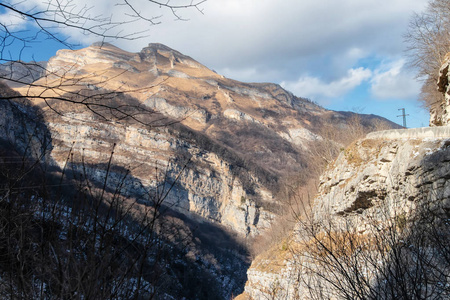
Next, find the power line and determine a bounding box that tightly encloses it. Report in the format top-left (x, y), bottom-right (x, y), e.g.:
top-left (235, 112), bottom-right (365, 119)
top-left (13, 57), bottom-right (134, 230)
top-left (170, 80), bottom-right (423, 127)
top-left (397, 108), bottom-right (409, 128)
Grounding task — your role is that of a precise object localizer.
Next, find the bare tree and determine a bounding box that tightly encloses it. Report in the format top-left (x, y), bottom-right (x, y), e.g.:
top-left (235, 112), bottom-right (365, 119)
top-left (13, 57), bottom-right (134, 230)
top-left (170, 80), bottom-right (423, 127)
top-left (0, 0), bottom-right (205, 54)
top-left (281, 189), bottom-right (450, 300)
top-left (0, 140), bottom-right (192, 299)
top-left (0, 0), bottom-right (205, 123)
top-left (405, 0), bottom-right (450, 111)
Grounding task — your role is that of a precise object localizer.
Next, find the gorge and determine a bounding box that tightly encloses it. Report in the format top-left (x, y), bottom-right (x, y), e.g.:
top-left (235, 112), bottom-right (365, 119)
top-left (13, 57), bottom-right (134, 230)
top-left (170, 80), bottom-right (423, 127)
top-left (1, 42), bottom-right (445, 299)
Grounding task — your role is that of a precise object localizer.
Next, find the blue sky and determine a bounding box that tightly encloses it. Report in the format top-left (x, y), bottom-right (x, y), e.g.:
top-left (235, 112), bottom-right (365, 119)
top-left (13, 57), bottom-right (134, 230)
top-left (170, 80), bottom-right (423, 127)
top-left (1, 0), bottom-right (431, 128)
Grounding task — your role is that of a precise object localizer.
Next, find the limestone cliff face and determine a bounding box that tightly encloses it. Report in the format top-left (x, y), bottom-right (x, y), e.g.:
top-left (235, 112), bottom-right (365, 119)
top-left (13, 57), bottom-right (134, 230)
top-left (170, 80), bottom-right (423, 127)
top-left (433, 53), bottom-right (450, 126)
top-left (46, 111), bottom-right (275, 237)
top-left (314, 127), bottom-right (450, 226)
top-left (241, 127), bottom-right (450, 299)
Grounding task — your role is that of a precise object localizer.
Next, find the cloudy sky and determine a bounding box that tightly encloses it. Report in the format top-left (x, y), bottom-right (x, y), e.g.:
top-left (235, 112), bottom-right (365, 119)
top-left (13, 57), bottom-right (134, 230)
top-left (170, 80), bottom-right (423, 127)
top-left (2, 0), bottom-right (432, 127)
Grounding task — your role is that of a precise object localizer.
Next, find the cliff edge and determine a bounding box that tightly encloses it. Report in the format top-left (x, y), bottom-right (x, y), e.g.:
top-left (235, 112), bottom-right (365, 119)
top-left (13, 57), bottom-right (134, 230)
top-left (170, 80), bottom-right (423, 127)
top-left (241, 128), bottom-right (450, 299)
top-left (431, 52), bottom-right (450, 126)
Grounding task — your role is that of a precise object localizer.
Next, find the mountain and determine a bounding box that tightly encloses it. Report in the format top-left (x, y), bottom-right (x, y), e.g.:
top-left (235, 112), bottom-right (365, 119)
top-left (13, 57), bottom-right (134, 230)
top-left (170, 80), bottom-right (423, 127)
top-left (6, 42), bottom-right (400, 236)
top-left (0, 61), bottom-right (47, 87)
top-left (0, 42), bottom-right (400, 299)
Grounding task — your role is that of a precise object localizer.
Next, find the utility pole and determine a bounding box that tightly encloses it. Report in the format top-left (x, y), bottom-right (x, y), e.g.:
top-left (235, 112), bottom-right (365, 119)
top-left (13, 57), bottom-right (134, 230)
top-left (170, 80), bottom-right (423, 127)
top-left (397, 108), bottom-right (409, 128)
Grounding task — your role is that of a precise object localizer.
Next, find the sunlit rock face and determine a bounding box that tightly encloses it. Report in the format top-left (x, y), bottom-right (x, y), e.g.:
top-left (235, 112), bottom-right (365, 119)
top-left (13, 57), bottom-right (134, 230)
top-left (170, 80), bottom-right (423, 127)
top-left (240, 127), bottom-right (450, 299)
top-left (314, 128), bottom-right (450, 224)
top-left (43, 110), bottom-right (277, 237)
top-left (434, 53), bottom-right (450, 126)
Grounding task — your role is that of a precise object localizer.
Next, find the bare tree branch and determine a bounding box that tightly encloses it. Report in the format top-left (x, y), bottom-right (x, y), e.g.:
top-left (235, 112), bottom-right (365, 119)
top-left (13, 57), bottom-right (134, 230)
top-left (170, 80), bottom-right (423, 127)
top-left (405, 0), bottom-right (450, 109)
top-left (0, 0), bottom-right (206, 125)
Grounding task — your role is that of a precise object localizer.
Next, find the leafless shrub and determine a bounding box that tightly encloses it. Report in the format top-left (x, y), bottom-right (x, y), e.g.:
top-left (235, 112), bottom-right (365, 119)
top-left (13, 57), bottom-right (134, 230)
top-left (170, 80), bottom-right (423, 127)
top-left (285, 191), bottom-right (450, 300)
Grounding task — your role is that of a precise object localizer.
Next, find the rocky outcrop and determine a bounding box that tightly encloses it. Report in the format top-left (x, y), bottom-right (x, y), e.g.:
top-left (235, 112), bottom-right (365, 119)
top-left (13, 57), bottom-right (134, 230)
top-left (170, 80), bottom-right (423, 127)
top-left (0, 83), bottom-right (50, 159)
top-left (241, 127), bottom-right (450, 299)
top-left (0, 61), bottom-right (46, 87)
top-left (315, 128), bottom-right (450, 223)
top-left (432, 52), bottom-right (450, 126)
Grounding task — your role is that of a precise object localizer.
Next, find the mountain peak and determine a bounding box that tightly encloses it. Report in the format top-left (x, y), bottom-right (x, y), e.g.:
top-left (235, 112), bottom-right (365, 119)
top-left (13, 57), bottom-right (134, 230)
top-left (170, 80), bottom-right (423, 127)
top-left (139, 43), bottom-right (206, 70)
top-left (142, 43), bottom-right (177, 53)
top-left (89, 41), bottom-right (119, 49)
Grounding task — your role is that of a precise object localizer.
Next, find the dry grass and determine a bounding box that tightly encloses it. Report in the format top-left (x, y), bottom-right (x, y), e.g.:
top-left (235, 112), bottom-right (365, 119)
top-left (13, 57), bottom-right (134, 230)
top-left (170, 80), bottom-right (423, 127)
top-left (251, 241), bottom-right (293, 273)
top-left (344, 138), bottom-right (386, 167)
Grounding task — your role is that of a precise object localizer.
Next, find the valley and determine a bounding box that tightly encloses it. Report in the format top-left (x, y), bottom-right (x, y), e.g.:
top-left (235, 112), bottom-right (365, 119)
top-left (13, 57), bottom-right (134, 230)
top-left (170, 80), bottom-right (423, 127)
top-left (1, 41), bottom-right (447, 299)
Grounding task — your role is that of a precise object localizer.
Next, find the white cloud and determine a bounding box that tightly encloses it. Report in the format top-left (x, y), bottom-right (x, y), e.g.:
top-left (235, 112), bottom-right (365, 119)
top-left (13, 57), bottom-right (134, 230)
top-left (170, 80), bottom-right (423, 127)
top-left (140, 0), bottom-right (428, 78)
top-left (3, 0), bottom-right (429, 111)
top-left (7, 0), bottom-right (430, 74)
top-left (280, 60), bottom-right (421, 105)
top-left (280, 67), bottom-right (372, 104)
top-left (217, 66), bottom-right (282, 83)
top-left (370, 59), bottom-right (421, 100)
top-left (0, 10), bottom-right (27, 31)
top-left (217, 67), bottom-right (259, 82)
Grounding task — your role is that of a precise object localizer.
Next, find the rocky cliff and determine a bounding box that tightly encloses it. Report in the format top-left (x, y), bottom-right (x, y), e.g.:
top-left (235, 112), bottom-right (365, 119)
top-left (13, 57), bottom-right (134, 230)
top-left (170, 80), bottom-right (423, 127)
top-left (240, 127), bottom-right (450, 299)
top-left (431, 52), bottom-right (450, 126)
top-left (315, 127), bottom-right (450, 222)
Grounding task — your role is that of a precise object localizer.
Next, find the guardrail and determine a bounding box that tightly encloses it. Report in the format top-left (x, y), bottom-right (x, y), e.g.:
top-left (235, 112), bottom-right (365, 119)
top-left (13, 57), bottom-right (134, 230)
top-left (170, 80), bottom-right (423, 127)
top-left (365, 126), bottom-right (450, 139)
